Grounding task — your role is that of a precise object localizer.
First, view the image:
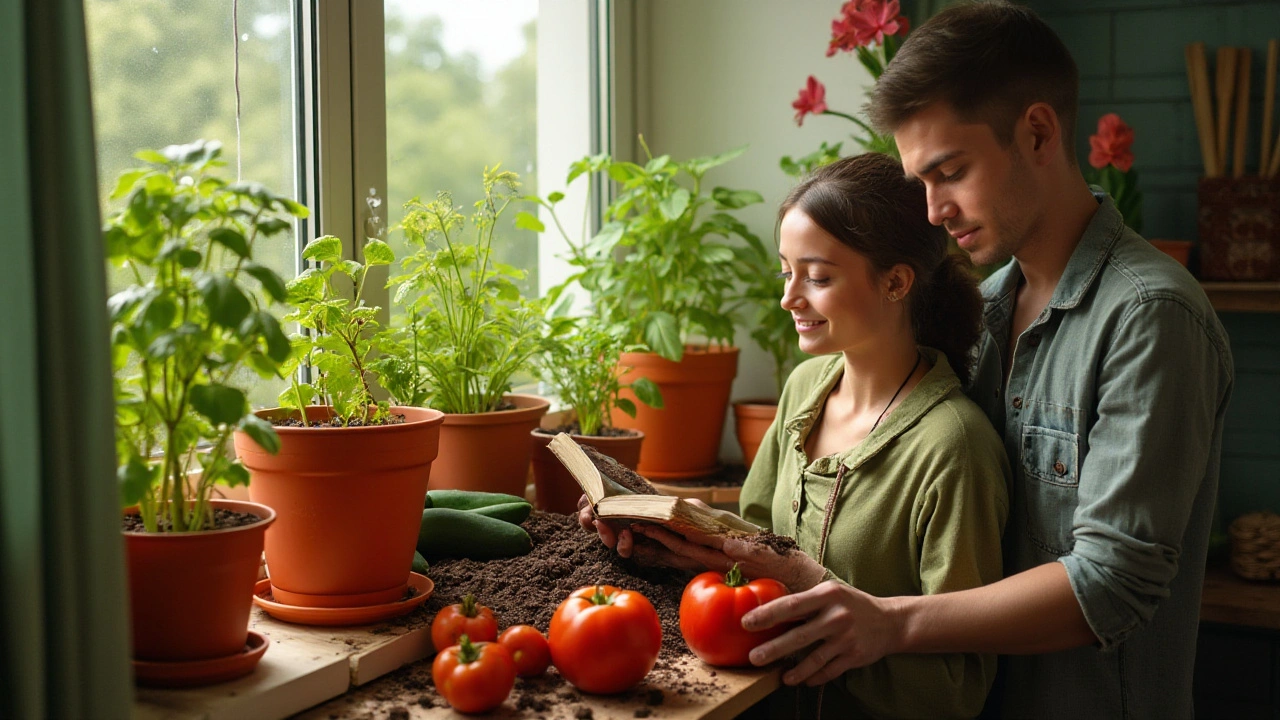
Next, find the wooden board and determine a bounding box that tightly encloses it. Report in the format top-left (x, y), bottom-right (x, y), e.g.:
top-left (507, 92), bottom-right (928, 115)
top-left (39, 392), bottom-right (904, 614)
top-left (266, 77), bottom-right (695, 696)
top-left (1201, 565), bottom-right (1280, 630)
top-left (293, 654), bottom-right (783, 720)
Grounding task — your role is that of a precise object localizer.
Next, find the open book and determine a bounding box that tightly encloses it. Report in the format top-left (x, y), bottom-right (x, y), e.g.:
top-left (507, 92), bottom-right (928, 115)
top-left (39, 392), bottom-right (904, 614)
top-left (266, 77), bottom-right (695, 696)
top-left (547, 433), bottom-right (761, 538)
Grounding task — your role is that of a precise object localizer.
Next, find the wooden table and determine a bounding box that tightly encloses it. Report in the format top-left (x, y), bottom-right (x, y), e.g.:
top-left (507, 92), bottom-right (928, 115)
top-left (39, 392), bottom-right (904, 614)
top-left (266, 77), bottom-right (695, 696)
top-left (1201, 564), bottom-right (1280, 630)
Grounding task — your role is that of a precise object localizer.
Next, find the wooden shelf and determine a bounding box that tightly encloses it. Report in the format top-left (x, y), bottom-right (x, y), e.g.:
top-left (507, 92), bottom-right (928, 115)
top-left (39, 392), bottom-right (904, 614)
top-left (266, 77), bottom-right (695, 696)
top-left (1200, 282), bottom-right (1280, 313)
top-left (1201, 565), bottom-right (1280, 631)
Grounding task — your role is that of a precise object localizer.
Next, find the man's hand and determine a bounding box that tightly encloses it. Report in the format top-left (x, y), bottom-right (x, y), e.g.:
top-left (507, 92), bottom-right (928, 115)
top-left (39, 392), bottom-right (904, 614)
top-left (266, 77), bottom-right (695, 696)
top-left (742, 580), bottom-right (902, 686)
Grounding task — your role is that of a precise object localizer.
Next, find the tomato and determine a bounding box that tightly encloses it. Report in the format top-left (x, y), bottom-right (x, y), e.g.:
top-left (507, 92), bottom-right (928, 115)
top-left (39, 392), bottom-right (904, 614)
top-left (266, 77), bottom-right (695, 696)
top-left (431, 635), bottom-right (516, 713)
top-left (497, 624), bottom-right (552, 677)
top-left (549, 585), bottom-right (662, 694)
top-left (431, 594), bottom-right (498, 652)
top-left (679, 564), bottom-right (790, 667)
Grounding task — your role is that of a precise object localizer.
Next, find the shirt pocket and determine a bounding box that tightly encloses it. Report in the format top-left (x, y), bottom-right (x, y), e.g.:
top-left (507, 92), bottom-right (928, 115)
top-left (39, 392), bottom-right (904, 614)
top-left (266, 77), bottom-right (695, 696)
top-left (1020, 425), bottom-right (1080, 556)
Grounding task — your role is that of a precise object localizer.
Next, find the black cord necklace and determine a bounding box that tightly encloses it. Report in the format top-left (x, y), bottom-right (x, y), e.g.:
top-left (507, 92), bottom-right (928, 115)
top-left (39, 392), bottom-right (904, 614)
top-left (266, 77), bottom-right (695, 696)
top-left (869, 351), bottom-right (922, 434)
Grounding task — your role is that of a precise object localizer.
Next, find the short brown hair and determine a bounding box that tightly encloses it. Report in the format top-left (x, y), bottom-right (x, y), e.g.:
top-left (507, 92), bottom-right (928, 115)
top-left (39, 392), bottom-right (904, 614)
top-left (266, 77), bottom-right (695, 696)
top-left (867, 1), bottom-right (1080, 160)
top-left (779, 154), bottom-right (983, 385)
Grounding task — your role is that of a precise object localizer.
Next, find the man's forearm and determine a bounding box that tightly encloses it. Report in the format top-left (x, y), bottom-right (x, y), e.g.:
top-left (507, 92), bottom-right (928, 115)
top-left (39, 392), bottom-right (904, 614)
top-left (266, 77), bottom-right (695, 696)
top-left (889, 562), bottom-right (1098, 655)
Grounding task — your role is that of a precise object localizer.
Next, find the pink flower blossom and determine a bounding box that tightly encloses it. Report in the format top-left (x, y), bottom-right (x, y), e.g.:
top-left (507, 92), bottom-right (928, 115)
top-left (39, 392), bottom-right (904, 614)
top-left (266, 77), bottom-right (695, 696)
top-left (1088, 113), bottom-right (1135, 172)
top-left (827, 0), bottom-right (908, 55)
top-left (792, 76), bottom-right (828, 126)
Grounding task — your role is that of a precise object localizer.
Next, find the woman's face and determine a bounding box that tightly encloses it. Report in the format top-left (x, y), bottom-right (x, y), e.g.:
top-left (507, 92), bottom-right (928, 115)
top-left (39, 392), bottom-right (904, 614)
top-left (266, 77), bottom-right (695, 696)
top-left (778, 208), bottom-right (893, 358)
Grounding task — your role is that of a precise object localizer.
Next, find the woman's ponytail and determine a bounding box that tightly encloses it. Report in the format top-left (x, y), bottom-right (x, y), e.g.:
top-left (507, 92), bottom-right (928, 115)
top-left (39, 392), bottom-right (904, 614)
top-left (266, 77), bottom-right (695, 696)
top-left (910, 253), bottom-right (983, 386)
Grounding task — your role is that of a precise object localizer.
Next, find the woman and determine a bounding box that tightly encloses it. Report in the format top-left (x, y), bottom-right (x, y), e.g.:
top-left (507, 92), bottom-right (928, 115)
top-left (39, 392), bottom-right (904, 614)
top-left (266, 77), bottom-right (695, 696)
top-left (581, 153), bottom-right (1011, 718)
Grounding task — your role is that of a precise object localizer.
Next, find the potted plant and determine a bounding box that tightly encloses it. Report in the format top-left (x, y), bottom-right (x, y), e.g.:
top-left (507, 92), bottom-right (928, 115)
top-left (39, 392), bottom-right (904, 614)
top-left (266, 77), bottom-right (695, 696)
top-left (371, 167), bottom-right (552, 498)
top-left (108, 140), bottom-right (297, 682)
top-left (529, 319), bottom-right (663, 513)
top-left (526, 139), bottom-right (764, 479)
top-left (232, 232), bottom-right (445, 612)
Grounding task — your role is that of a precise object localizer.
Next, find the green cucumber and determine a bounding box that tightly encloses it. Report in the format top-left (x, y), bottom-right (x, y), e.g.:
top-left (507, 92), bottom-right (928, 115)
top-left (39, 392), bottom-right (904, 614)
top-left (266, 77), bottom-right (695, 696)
top-left (426, 489), bottom-right (527, 511)
top-left (412, 550), bottom-right (430, 575)
top-left (418, 507), bottom-right (533, 560)
top-left (467, 501), bottom-right (532, 525)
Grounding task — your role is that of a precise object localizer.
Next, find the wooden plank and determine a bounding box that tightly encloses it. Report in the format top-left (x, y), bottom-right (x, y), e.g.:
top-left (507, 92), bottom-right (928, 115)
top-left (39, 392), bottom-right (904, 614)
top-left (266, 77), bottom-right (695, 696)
top-left (1202, 282), bottom-right (1280, 313)
top-left (1201, 565), bottom-right (1280, 630)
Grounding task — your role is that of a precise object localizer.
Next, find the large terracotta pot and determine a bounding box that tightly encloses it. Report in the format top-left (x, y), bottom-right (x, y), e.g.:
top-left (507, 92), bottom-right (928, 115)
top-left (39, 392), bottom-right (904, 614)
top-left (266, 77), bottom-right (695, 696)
top-left (124, 499), bottom-right (275, 662)
top-left (529, 428), bottom-right (644, 514)
top-left (234, 406), bottom-right (444, 608)
top-left (430, 394), bottom-right (550, 497)
top-left (611, 346), bottom-right (739, 479)
top-left (732, 399), bottom-right (778, 469)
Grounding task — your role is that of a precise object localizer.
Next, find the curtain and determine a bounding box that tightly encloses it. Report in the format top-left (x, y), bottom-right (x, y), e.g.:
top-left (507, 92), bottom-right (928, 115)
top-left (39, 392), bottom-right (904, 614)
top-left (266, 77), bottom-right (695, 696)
top-left (0, 0), bottom-right (134, 717)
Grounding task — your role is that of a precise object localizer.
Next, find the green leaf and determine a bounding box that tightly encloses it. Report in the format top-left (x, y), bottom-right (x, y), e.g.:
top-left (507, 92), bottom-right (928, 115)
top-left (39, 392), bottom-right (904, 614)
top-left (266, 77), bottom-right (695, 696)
top-left (643, 312), bottom-right (682, 360)
top-left (195, 274), bottom-right (252, 329)
top-left (629, 376), bottom-right (664, 409)
top-left (615, 397), bottom-right (637, 418)
top-left (118, 455), bottom-right (156, 507)
top-left (244, 262), bottom-right (288, 302)
top-left (699, 244), bottom-right (736, 264)
top-left (237, 414), bottom-right (281, 454)
top-left (302, 235), bottom-right (344, 264)
top-left (209, 227), bottom-right (250, 258)
top-left (220, 463), bottom-right (252, 487)
top-left (586, 222), bottom-right (625, 256)
top-left (286, 270), bottom-right (325, 304)
top-left (134, 149), bottom-right (169, 165)
top-left (514, 210), bottom-right (545, 232)
top-left (190, 383), bottom-right (248, 426)
top-left (140, 295), bottom-right (177, 335)
top-left (363, 239), bottom-right (394, 266)
top-left (547, 191), bottom-right (565, 204)
top-left (110, 169), bottom-right (150, 200)
top-left (687, 145), bottom-right (747, 176)
top-left (711, 187), bottom-right (765, 210)
top-left (256, 218), bottom-right (292, 236)
top-left (659, 188), bottom-right (691, 221)
top-left (258, 312), bottom-right (291, 363)
top-left (108, 286), bottom-right (152, 322)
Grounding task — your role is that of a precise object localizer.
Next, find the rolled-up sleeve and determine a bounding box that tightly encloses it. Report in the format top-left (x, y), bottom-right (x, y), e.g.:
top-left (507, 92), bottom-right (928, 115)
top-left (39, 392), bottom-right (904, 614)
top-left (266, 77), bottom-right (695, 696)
top-left (1061, 297), bottom-right (1232, 649)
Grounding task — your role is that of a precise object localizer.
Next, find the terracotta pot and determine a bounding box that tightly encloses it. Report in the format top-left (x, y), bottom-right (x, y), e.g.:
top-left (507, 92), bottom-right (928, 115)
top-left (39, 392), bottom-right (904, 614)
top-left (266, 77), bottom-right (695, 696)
top-left (529, 428), bottom-right (644, 514)
top-left (124, 499), bottom-right (275, 663)
top-left (430, 394), bottom-right (550, 496)
top-left (234, 406), bottom-right (444, 608)
top-left (611, 346), bottom-right (739, 480)
top-left (1150, 238), bottom-right (1192, 267)
top-left (733, 399), bottom-right (778, 469)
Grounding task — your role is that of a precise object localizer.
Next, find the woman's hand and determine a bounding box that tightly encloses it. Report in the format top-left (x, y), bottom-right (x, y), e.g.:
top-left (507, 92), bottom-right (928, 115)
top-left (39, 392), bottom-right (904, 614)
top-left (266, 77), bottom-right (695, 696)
top-left (741, 580), bottom-right (901, 686)
top-left (575, 494), bottom-right (703, 569)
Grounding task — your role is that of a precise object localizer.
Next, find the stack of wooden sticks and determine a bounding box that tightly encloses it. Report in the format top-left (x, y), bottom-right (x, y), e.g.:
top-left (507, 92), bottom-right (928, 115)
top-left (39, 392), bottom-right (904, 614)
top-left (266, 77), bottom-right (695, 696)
top-left (1185, 40), bottom-right (1280, 179)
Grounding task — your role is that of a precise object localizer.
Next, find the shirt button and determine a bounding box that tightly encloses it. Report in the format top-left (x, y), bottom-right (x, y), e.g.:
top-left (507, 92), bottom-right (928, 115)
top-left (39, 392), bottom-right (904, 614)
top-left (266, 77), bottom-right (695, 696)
top-left (1028, 334), bottom-right (1041, 347)
top-left (1012, 396), bottom-right (1023, 409)
top-left (792, 500), bottom-right (799, 512)
top-left (1054, 461), bottom-right (1067, 476)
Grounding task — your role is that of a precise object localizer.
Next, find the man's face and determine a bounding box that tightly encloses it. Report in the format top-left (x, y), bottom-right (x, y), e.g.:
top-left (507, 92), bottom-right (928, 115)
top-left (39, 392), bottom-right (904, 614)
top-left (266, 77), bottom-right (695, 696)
top-left (895, 102), bottom-right (1038, 267)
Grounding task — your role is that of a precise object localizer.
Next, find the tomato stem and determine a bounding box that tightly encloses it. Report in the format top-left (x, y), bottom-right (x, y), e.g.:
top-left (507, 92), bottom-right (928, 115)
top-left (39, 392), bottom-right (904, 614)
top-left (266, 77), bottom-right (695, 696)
top-left (457, 634), bottom-right (480, 663)
top-left (725, 563), bottom-right (746, 588)
top-left (461, 593), bottom-right (478, 617)
top-left (589, 585), bottom-right (615, 606)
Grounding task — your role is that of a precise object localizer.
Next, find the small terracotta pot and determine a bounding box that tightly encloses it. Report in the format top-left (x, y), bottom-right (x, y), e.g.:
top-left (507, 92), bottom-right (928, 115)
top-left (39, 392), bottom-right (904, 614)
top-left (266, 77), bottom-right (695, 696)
top-left (529, 428), bottom-right (644, 514)
top-left (124, 499), bottom-right (275, 663)
top-left (234, 406), bottom-right (444, 608)
top-left (611, 346), bottom-right (739, 480)
top-left (732, 399), bottom-right (778, 469)
top-left (1150, 238), bottom-right (1192, 267)
top-left (430, 394), bottom-right (550, 496)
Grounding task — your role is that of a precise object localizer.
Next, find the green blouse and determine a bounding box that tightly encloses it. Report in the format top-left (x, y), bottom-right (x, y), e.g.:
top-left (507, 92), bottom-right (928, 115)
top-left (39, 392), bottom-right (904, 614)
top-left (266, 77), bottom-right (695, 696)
top-left (740, 348), bottom-right (1011, 719)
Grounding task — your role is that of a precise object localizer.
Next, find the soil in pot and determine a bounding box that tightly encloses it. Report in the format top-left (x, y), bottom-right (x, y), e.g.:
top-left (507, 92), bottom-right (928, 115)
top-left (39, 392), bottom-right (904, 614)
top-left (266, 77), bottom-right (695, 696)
top-left (531, 427), bottom-right (645, 514)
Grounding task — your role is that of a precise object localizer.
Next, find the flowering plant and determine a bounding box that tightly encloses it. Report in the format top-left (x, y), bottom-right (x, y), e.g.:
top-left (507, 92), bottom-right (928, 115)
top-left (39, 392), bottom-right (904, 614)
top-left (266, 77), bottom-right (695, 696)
top-left (1085, 113), bottom-right (1143, 233)
top-left (783, 0), bottom-right (910, 176)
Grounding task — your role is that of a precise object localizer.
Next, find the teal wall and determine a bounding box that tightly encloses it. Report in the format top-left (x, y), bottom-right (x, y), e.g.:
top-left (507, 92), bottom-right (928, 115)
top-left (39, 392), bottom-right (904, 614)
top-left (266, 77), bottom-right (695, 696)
top-left (1027, 0), bottom-right (1280, 524)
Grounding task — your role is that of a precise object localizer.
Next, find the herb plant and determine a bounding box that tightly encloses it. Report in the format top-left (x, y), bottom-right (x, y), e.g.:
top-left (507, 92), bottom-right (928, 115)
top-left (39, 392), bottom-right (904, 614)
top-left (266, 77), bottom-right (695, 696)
top-left (525, 138), bottom-right (765, 362)
top-left (536, 320), bottom-right (663, 437)
top-left (373, 167), bottom-right (552, 415)
top-left (279, 234), bottom-right (395, 426)
top-left (108, 140), bottom-right (301, 533)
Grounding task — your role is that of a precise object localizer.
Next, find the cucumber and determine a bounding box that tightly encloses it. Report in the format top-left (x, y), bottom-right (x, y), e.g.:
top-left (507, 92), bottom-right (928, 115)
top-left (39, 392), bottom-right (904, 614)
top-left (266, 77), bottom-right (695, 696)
top-left (412, 550), bottom-right (430, 575)
top-left (426, 489), bottom-right (527, 511)
top-left (468, 501), bottom-right (532, 525)
top-left (418, 507), bottom-right (533, 560)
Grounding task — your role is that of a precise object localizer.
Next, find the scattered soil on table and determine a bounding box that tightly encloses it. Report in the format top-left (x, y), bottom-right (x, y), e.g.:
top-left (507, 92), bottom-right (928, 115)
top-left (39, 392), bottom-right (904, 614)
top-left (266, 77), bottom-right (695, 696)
top-left (272, 411), bottom-right (407, 428)
top-left (121, 508), bottom-right (263, 532)
top-left (535, 424), bottom-right (639, 439)
top-left (581, 446), bottom-right (660, 496)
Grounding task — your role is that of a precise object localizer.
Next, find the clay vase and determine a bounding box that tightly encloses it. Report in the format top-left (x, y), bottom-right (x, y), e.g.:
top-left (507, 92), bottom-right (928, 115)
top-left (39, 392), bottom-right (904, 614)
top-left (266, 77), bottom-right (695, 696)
top-left (1150, 239), bottom-right (1192, 267)
top-left (732, 399), bottom-right (778, 469)
top-left (529, 427), bottom-right (644, 514)
top-left (123, 499), bottom-right (275, 663)
top-left (611, 346), bottom-right (739, 480)
top-left (430, 394), bottom-right (550, 497)
top-left (233, 406), bottom-right (444, 608)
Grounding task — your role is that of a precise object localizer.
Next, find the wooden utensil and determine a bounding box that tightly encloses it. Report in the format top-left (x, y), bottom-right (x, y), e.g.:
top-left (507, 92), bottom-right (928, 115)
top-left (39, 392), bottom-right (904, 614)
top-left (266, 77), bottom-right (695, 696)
top-left (1216, 46), bottom-right (1238, 174)
top-left (1261, 39), bottom-right (1277, 174)
top-left (1234, 48), bottom-right (1252, 178)
top-left (1187, 42), bottom-right (1219, 178)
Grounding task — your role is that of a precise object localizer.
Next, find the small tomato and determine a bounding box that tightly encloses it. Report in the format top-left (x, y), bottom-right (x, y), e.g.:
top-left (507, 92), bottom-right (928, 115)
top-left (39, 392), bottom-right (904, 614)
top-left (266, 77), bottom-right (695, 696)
top-left (498, 624), bottom-right (552, 677)
top-left (431, 634), bottom-right (516, 714)
top-left (679, 564), bottom-right (790, 667)
top-left (549, 585), bottom-right (662, 694)
top-left (431, 594), bottom-right (498, 652)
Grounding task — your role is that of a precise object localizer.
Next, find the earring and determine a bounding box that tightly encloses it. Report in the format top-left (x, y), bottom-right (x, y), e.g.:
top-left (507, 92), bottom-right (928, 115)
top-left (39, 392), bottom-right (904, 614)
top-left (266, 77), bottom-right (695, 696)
top-left (887, 293), bottom-right (899, 302)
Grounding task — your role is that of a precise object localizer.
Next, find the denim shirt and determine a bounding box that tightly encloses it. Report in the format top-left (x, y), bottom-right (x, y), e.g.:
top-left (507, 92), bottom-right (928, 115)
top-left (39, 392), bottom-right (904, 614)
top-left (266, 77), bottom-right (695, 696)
top-left (967, 194), bottom-right (1234, 719)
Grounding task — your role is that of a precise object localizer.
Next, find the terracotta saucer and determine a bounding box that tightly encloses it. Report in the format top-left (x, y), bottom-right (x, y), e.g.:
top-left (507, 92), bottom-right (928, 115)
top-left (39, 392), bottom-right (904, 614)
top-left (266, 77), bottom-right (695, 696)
top-left (253, 572), bottom-right (434, 626)
top-left (133, 630), bottom-right (270, 688)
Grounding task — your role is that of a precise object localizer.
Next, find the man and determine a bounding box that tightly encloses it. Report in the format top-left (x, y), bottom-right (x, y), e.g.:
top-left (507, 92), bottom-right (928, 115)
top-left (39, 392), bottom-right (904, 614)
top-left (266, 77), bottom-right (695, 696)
top-left (725, 2), bottom-right (1230, 717)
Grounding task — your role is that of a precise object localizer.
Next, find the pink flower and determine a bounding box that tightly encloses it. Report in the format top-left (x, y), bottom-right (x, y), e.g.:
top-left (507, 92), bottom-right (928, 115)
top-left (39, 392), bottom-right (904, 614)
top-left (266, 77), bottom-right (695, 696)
top-left (792, 76), bottom-right (828, 126)
top-left (1088, 113), bottom-right (1135, 172)
top-left (827, 0), bottom-right (908, 55)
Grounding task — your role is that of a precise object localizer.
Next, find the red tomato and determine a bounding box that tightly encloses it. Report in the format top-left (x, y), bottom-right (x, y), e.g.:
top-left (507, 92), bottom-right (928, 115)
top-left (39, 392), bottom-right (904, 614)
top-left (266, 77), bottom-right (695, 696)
top-left (679, 564), bottom-right (790, 667)
top-left (431, 594), bottom-right (498, 653)
top-left (431, 635), bottom-right (516, 713)
top-left (498, 624), bottom-right (552, 677)
top-left (549, 585), bottom-right (662, 694)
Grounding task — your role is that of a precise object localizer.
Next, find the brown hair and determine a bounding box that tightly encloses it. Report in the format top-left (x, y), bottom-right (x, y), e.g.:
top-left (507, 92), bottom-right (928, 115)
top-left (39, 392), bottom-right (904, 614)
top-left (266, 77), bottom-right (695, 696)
top-left (778, 153), bottom-right (983, 385)
top-left (867, 1), bottom-right (1080, 161)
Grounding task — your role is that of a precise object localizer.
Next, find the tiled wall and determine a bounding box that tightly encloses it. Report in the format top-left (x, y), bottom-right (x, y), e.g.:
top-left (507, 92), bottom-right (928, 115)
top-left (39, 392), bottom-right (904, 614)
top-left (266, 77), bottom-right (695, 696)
top-left (1026, 0), bottom-right (1280, 523)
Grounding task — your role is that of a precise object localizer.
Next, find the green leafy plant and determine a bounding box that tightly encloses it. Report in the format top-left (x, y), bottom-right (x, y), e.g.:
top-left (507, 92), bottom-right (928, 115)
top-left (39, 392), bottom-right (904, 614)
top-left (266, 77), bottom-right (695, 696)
top-left (373, 167), bottom-right (552, 415)
top-left (279, 234), bottom-right (395, 426)
top-left (729, 236), bottom-right (807, 398)
top-left (525, 138), bottom-right (765, 362)
top-left (537, 320), bottom-right (663, 437)
top-left (108, 140), bottom-right (302, 532)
